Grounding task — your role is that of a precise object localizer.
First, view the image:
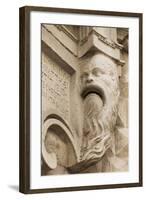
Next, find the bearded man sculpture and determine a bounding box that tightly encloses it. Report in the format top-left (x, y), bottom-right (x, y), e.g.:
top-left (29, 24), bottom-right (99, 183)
top-left (70, 53), bottom-right (120, 173)
top-left (42, 52), bottom-right (127, 175)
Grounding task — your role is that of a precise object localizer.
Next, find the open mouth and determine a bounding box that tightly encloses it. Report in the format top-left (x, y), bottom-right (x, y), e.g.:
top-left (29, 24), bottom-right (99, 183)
top-left (81, 85), bottom-right (105, 105)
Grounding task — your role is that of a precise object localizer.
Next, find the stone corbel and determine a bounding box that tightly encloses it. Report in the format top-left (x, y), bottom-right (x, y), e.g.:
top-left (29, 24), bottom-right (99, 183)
top-left (78, 26), bottom-right (125, 77)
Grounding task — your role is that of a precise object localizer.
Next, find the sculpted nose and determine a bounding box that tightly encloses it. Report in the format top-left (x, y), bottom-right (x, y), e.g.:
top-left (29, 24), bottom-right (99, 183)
top-left (86, 74), bottom-right (93, 83)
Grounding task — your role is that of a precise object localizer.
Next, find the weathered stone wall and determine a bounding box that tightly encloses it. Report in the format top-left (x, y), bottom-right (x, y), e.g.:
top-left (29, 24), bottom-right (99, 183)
top-left (41, 24), bottom-right (129, 175)
top-left (42, 52), bottom-right (71, 121)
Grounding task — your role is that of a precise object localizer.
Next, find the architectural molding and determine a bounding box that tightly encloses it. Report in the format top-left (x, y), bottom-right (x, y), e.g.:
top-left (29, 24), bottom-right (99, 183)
top-left (43, 25), bottom-right (78, 57)
top-left (56, 25), bottom-right (79, 43)
top-left (42, 118), bottom-right (79, 170)
top-left (41, 24), bottom-right (129, 175)
top-left (42, 25), bottom-right (78, 73)
top-left (80, 28), bottom-right (123, 50)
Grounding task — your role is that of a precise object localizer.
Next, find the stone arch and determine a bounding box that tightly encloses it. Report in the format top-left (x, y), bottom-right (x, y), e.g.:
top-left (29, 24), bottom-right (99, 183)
top-left (42, 117), bottom-right (78, 170)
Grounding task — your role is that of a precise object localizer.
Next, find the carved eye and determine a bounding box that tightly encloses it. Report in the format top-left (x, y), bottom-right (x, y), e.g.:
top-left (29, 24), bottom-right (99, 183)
top-left (92, 68), bottom-right (104, 76)
top-left (92, 68), bottom-right (99, 76)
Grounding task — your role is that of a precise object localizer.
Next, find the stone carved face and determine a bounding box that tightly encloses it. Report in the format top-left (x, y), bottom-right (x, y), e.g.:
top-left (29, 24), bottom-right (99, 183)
top-left (80, 53), bottom-right (119, 105)
top-left (80, 53), bottom-right (120, 162)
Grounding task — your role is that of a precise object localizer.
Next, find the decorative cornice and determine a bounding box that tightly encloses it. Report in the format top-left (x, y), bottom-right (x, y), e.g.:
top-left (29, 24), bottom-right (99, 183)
top-left (80, 29), bottom-right (123, 50)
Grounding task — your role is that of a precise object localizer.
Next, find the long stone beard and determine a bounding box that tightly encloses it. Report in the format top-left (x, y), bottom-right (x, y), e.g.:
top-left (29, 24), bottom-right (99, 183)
top-left (83, 94), bottom-right (103, 139)
top-left (81, 92), bottom-right (118, 162)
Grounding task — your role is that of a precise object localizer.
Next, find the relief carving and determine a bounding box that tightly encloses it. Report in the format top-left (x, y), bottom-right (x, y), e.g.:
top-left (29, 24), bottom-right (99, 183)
top-left (68, 53), bottom-right (120, 173)
top-left (42, 55), bottom-right (70, 121)
top-left (41, 25), bottom-right (128, 175)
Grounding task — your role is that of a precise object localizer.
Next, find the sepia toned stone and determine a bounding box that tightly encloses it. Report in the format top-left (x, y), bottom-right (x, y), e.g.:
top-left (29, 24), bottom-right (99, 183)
top-left (41, 24), bottom-right (129, 175)
top-left (42, 53), bottom-right (71, 121)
